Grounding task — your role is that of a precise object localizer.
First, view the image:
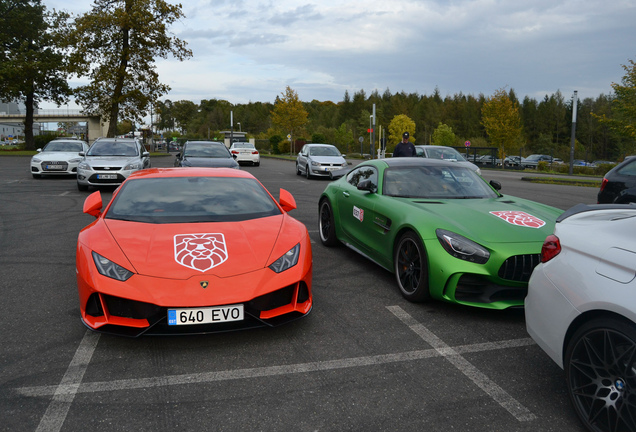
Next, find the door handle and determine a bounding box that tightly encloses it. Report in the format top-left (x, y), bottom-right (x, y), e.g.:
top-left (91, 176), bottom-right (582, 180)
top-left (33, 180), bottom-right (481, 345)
top-left (342, 191), bottom-right (350, 198)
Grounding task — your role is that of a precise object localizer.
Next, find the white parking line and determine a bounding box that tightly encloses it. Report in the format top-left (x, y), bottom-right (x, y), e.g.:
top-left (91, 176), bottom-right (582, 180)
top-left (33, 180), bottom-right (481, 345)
top-left (23, 309), bottom-right (537, 428)
top-left (35, 330), bottom-right (100, 432)
top-left (387, 305), bottom-right (536, 422)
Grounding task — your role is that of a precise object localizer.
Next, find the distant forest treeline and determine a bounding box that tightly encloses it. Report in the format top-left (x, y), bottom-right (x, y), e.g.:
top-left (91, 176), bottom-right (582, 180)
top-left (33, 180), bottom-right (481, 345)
top-left (154, 87), bottom-right (633, 162)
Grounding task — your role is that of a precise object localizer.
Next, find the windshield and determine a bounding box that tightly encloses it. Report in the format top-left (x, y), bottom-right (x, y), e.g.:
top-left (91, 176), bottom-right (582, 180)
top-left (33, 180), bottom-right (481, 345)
top-left (88, 141), bottom-right (139, 156)
top-left (426, 147), bottom-right (467, 161)
top-left (383, 165), bottom-right (498, 199)
top-left (309, 146), bottom-right (340, 157)
top-left (43, 141), bottom-right (84, 152)
top-left (232, 143), bottom-right (253, 149)
top-left (106, 177), bottom-right (282, 223)
top-left (184, 143), bottom-right (231, 158)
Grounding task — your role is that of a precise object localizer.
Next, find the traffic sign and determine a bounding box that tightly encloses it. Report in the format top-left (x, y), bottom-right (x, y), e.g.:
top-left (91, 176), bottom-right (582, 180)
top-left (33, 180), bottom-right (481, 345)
top-left (465, 140), bottom-right (471, 147)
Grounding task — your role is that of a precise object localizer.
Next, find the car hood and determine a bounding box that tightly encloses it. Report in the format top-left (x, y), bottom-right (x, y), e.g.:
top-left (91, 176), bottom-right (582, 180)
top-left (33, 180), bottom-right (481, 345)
top-left (406, 196), bottom-right (562, 244)
top-left (102, 215), bottom-right (291, 278)
top-left (182, 157), bottom-right (238, 168)
top-left (34, 151), bottom-right (83, 161)
top-left (309, 156), bottom-right (346, 164)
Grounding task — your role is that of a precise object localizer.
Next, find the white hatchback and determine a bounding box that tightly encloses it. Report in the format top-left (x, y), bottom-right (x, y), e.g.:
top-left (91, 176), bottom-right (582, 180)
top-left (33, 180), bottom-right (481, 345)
top-left (525, 203), bottom-right (636, 432)
top-left (30, 138), bottom-right (89, 178)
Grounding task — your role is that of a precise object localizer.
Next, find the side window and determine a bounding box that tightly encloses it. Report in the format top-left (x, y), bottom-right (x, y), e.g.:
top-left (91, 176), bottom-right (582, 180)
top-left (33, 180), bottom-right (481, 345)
top-left (618, 160), bottom-right (636, 176)
top-left (346, 166), bottom-right (378, 188)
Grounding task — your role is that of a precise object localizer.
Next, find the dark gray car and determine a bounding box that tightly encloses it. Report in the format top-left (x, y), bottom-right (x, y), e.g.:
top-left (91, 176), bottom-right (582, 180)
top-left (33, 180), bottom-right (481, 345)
top-left (174, 141), bottom-right (239, 169)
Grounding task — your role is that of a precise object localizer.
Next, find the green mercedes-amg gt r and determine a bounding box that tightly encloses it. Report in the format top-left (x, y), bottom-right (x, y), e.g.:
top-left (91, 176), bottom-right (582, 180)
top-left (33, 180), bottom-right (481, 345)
top-left (318, 157), bottom-right (563, 309)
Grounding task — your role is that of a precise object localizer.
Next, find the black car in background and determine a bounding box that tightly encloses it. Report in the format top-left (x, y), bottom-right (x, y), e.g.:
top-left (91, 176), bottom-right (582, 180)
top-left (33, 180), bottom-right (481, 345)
top-left (174, 141), bottom-right (239, 169)
top-left (597, 156), bottom-right (636, 203)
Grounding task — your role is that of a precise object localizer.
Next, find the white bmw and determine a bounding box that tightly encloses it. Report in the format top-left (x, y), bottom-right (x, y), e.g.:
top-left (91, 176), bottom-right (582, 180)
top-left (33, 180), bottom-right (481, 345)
top-left (30, 138), bottom-right (89, 178)
top-left (525, 203), bottom-right (636, 432)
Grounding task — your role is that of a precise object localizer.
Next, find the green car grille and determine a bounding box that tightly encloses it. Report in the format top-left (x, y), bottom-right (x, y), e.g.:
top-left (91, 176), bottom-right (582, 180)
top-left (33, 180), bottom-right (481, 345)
top-left (498, 254), bottom-right (541, 282)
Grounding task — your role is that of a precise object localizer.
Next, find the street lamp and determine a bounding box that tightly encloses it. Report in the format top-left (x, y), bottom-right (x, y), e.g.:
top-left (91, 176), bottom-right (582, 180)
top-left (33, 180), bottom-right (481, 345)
top-left (237, 122), bottom-right (242, 132)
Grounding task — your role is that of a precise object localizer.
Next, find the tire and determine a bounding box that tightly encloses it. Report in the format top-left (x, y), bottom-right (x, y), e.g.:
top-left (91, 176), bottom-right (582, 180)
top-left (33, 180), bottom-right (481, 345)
top-left (394, 231), bottom-right (430, 302)
top-left (318, 199), bottom-right (338, 246)
top-left (564, 317), bottom-right (636, 432)
top-left (77, 182), bottom-right (88, 191)
top-left (305, 165), bottom-right (312, 179)
top-left (296, 163), bottom-right (301, 175)
top-left (32, 173), bottom-right (41, 179)
top-left (255, 161), bottom-right (260, 167)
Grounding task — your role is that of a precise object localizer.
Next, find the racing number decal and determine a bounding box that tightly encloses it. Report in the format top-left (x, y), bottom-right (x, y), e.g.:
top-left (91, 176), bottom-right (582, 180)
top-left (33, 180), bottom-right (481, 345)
top-left (489, 211), bottom-right (546, 228)
top-left (353, 206), bottom-right (364, 222)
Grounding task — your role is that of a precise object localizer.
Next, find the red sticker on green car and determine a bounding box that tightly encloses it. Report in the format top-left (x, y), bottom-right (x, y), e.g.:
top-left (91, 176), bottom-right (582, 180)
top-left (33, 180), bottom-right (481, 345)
top-left (490, 211), bottom-right (545, 228)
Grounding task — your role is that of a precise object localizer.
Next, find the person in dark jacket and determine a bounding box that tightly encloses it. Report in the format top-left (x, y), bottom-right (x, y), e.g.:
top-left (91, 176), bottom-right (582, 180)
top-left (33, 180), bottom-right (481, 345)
top-left (393, 132), bottom-right (416, 157)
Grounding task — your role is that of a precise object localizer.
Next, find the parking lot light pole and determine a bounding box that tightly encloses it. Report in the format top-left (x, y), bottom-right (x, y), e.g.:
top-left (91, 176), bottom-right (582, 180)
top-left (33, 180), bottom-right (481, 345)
top-left (568, 91), bottom-right (578, 176)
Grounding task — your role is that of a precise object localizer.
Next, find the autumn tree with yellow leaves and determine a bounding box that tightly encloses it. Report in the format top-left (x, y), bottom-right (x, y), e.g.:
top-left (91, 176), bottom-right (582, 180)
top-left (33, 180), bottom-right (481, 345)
top-left (271, 86), bottom-right (309, 154)
top-left (481, 88), bottom-right (524, 160)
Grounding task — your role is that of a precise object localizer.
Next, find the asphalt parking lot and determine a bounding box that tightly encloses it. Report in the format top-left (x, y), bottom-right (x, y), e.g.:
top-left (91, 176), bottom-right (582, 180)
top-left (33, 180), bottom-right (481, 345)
top-left (0, 155), bottom-right (598, 431)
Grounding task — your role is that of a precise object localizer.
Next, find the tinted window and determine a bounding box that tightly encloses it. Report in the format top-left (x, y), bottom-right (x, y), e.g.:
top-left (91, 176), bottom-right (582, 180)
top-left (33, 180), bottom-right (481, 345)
top-left (346, 166), bottom-right (377, 188)
top-left (426, 148), bottom-right (466, 161)
top-left (88, 141), bottom-right (139, 156)
top-left (382, 165), bottom-right (498, 199)
top-left (617, 160), bottom-right (636, 176)
top-left (184, 143), bottom-right (231, 158)
top-left (43, 141), bottom-right (84, 152)
top-left (106, 177), bottom-right (281, 223)
top-left (309, 146), bottom-right (340, 156)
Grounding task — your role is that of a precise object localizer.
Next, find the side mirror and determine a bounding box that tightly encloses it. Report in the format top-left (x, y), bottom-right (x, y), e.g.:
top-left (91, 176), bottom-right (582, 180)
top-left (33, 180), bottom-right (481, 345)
top-left (357, 179), bottom-right (376, 193)
top-left (490, 180), bottom-right (502, 191)
top-left (83, 191), bottom-right (103, 217)
top-left (142, 151), bottom-right (150, 157)
top-left (79, 152), bottom-right (85, 156)
top-left (279, 188), bottom-right (297, 212)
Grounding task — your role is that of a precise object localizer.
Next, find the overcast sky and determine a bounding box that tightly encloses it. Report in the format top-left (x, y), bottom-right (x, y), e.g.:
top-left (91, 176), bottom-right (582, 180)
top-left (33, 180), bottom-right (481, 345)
top-left (44, 0), bottom-right (636, 108)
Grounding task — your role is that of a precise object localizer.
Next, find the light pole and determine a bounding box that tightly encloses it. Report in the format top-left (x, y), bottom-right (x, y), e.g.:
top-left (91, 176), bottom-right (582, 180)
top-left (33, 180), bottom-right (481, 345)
top-left (237, 122), bottom-right (241, 132)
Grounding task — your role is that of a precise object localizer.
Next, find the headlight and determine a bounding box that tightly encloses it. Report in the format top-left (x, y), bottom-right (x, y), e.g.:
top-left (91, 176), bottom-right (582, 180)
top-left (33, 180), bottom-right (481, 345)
top-left (92, 252), bottom-right (134, 281)
top-left (436, 229), bottom-right (489, 264)
top-left (78, 161), bottom-right (90, 170)
top-left (311, 160), bottom-right (321, 166)
top-left (124, 161), bottom-right (142, 170)
top-left (69, 157), bottom-right (82, 163)
top-left (269, 244), bottom-right (300, 273)
top-left (32, 157), bottom-right (41, 163)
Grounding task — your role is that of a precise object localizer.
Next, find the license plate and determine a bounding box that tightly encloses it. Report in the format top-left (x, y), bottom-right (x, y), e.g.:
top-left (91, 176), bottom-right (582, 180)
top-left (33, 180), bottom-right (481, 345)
top-left (167, 304), bottom-right (244, 326)
top-left (46, 165), bottom-right (64, 170)
top-left (325, 167), bottom-right (337, 171)
top-left (97, 174), bottom-right (118, 180)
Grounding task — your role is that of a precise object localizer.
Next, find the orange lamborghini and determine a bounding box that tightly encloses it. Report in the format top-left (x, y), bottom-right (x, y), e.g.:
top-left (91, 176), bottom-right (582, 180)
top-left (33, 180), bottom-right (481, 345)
top-left (76, 168), bottom-right (312, 336)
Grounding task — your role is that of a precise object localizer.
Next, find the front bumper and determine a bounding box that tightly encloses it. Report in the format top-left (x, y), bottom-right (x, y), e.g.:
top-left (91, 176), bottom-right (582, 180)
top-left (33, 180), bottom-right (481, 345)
top-left (77, 168), bottom-right (139, 186)
top-left (76, 243), bottom-right (313, 337)
top-left (31, 161), bottom-right (79, 175)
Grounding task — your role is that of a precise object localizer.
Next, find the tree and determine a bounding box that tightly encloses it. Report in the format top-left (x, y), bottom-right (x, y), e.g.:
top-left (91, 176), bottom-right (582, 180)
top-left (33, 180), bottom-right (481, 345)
top-left (387, 114), bottom-right (416, 153)
top-left (432, 123), bottom-right (457, 147)
top-left (171, 100), bottom-right (198, 134)
top-left (66, 0), bottom-right (192, 137)
top-left (0, 1), bottom-right (71, 149)
top-left (270, 86), bottom-right (308, 154)
top-left (481, 88), bottom-right (524, 160)
top-left (595, 59), bottom-right (636, 156)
